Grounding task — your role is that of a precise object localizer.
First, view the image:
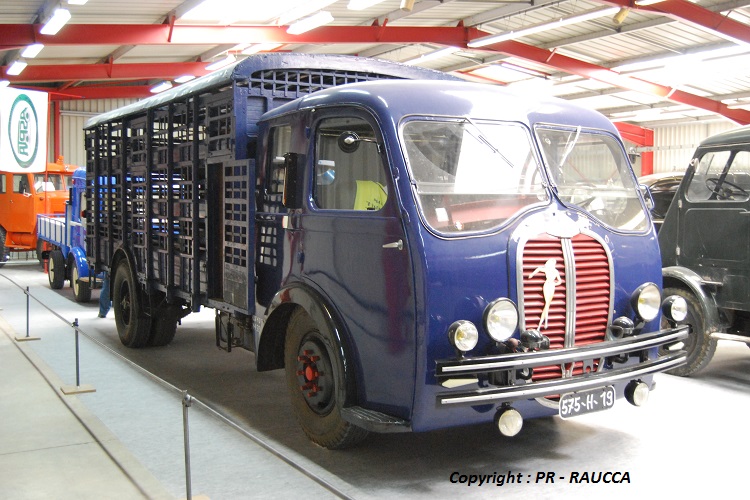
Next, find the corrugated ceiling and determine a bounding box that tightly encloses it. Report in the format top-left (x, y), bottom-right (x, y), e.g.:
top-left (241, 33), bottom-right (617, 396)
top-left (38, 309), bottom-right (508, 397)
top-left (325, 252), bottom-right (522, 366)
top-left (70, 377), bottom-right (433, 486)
top-left (2, 0), bottom-right (750, 127)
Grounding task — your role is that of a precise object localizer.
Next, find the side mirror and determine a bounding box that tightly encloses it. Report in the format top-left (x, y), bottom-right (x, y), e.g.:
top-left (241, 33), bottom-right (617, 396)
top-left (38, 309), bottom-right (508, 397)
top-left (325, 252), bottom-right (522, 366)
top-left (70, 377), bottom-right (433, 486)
top-left (639, 184), bottom-right (654, 211)
top-left (282, 152), bottom-right (304, 209)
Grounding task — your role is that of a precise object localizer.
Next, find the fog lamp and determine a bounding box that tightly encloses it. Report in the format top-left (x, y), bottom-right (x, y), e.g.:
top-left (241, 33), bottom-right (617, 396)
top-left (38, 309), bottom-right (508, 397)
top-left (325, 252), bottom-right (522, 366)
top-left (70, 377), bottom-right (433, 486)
top-left (448, 320), bottom-right (478, 353)
top-left (625, 380), bottom-right (650, 407)
top-left (483, 298), bottom-right (518, 342)
top-left (631, 283), bottom-right (660, 322)
top-left (662, 295), bottom-right (688, 322)
top-left (495, 406), bottom-right (523, 437)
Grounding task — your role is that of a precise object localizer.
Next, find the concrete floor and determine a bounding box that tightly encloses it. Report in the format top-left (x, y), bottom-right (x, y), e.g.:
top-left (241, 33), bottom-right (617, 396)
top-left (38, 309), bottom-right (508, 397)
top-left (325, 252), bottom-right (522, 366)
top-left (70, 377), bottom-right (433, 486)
top-left (1, 261), bottom-right (749, 499)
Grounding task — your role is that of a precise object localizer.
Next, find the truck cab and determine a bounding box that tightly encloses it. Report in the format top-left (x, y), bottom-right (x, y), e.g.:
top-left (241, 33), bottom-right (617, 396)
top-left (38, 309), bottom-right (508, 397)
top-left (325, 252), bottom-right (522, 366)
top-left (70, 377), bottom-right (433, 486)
top-left (84, 54), bottom-right (688, 449)
top-left (659, 125), bottom-right (750, 375)
top-left (0, 157), bottom-right (76, 264)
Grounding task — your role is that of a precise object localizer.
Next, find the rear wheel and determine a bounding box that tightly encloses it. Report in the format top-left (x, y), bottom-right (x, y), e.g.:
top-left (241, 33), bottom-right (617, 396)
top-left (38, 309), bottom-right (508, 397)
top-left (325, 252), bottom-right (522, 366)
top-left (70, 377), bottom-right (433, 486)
top-left (48, 250), bottom-right (66, 289)
top-left (0, 227), bottom-right (8, 268)
top-left (113, 263), bottom-right (151, 348)
top-left (148, 303), bottom-right (181, 346)
top-left (659, 287), bottom-right (716, 376)
top-left (71, 264), bottom-right (92, 303)
top-left (284, 308), bottom-right (368, 449)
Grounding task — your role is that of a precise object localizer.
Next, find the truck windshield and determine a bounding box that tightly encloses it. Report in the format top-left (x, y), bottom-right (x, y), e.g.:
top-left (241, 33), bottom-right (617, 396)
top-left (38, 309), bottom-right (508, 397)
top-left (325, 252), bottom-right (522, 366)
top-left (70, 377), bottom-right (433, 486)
top-left (33, 174), bottom-right (67, 192)
top-left (536, 126), bottom-right (648, 232)
top-left (402, 119), bottom-right (547, 234)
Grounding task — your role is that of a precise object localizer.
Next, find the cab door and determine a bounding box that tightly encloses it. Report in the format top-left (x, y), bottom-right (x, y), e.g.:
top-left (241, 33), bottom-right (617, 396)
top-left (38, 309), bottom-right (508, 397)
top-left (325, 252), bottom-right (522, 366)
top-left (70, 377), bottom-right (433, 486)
top-left (300, 111), bottom-right (416, 417)
top-left (677, 148), bottom-right (750, 310)
top-left (7, 173), bottom-right (35, 233)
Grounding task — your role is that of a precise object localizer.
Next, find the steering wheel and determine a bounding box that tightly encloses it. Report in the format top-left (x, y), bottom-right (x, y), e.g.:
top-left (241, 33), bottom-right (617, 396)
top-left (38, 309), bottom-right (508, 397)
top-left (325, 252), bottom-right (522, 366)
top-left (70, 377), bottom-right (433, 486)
top-left (705, 177), bottom-right (749, 200)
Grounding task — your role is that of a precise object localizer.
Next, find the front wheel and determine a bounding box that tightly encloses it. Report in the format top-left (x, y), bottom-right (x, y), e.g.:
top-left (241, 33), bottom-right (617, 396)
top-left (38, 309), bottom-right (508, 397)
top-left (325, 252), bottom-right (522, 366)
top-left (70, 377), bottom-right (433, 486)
top-left (71, 264), bottom-right (92, 303)
top-left (48, 250), bottom-right (66, 289)
top-left (659, 287), bottom-right (716, 376)
top-left (284, 308), bottom-right (368, 449)
top-left (113, 263), bottom-right (151, 348)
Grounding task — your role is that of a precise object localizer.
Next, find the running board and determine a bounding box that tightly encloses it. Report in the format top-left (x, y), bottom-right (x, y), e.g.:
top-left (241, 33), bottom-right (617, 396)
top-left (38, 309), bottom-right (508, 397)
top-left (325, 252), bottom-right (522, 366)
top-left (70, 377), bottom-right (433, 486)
top-left (340, 406), bottom-right (411, 433)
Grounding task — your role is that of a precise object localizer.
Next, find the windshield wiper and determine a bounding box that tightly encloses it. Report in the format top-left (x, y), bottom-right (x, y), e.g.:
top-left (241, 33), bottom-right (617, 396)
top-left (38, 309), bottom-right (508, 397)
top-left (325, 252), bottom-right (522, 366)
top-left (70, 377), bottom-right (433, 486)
top-left (463, 116), bottom-right (515, 169)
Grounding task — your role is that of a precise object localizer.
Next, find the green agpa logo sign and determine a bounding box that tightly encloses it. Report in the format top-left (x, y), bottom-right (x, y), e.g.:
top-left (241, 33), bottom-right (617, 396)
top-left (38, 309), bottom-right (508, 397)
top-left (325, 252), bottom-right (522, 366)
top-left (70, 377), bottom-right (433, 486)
top-left (9, 94), bottom-right (39, 168)
top-left (0, 88), bottom-right (48, 173)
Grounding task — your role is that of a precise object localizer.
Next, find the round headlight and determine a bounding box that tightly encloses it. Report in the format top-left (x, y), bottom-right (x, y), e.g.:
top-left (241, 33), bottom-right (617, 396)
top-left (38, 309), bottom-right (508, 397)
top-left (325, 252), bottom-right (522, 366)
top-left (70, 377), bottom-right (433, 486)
top-left (631, 283), bottom-right (661, 322)
top-left (483, 298), bottom-right (518, 342)
top-left (448, 320), bottom-right (479, 353)
top-left (662, 295), bottom-right (688, 322)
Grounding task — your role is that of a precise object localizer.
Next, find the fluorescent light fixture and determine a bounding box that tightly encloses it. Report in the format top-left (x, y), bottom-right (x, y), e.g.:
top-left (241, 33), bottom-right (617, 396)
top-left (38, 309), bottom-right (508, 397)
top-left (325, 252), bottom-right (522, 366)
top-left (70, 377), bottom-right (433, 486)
top-left (40, 8), bottom-right (72, 35)
top-left (21, 43), bottom-right (44, 58)
top-left (278, 1), bottom-right (337, 26)
top-left (241, 43), bottom-right (284, 55)
top-left (205, 53), bottom-right (236, 71)
top-left (0, 80), bottom-right (10, 88)
top-left (150, 81), bottom-right (173, 93)
top-left (348, 0), bottom-right (384, 10)
top-left (634, 0), bottom-right (665, 5)
top-left (468, 7), bottom-right (619, 48)
top-left (400, 0), bottom-right (415, 11)
top-left (67, 0), bottom-right (89, 5)
top-left (404, 47), bottom-right (459, 65)
top-left (287, 11), bottom-right (334, 35)
top-left (7, 60), bottom-right (28, 76)
top-left (174, 75), bottom-right (196, 83)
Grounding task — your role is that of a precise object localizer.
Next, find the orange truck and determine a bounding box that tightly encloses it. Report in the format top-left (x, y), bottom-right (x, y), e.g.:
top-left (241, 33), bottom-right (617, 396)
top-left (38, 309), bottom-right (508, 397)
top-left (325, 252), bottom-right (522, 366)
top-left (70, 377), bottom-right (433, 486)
top-left (0, 157), bottom-right (77, 266)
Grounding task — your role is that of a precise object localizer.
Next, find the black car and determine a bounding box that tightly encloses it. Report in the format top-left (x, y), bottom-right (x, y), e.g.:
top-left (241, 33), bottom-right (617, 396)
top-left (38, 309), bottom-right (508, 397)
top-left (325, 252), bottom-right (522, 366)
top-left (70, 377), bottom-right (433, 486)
top-left (639, 171), bottom-right (684, 232)
top-left (658, 126), bottom-right (750, 375)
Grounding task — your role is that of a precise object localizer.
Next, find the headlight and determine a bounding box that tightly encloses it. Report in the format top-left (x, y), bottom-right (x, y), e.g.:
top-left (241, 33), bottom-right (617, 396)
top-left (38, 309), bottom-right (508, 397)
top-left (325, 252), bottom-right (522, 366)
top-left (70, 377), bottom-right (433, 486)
top-left (483, 298), bottom-right (518, 342)
top-left (448, 320), bottom-right (479, 353)
top-left (631, 283), bottom-right (661, 322)
top-left (662, 295), bottom-right (688, 322)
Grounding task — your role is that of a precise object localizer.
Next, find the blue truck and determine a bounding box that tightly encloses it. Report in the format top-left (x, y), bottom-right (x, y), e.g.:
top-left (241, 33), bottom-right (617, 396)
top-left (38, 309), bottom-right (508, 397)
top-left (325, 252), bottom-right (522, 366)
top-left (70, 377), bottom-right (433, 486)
top-left (37, 167), bottom-right (96, 302)
top-left (84, 53), bottom-right (689, 448)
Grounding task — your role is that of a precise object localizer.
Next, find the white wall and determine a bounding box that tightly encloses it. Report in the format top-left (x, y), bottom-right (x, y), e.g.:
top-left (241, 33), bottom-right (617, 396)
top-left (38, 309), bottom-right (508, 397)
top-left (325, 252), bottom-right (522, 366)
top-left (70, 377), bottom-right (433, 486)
top-left (52, 98), bottom-right (137, 167)
top-left (651, 121), bottom-right (740, 174)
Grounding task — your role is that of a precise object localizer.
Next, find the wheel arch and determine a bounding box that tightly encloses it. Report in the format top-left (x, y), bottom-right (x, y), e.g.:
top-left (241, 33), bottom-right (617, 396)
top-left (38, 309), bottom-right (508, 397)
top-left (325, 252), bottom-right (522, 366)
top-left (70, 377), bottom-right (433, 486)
top-left (257, 283), bottom-right (358, 406)
top-left (663, 266), bottom-right (722, 334)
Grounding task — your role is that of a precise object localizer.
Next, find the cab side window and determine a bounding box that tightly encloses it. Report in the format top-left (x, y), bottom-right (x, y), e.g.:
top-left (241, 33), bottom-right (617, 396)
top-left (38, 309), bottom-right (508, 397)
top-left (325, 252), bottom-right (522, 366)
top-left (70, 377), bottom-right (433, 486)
top-left (687, 150), bottom-right (750, 202)
top-left (0, 174), bottom-right (5, 194)
top-left (13, 174), bottom-right (30, 194)
top-left (313, 117), bottom-right (388, 211)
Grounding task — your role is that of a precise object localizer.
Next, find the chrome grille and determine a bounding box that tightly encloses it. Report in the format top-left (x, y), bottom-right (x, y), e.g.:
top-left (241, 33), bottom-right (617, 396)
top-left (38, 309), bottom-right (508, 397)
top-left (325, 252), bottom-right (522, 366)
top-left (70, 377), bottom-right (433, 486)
top-left (520, 233), bottom-right (611, 381)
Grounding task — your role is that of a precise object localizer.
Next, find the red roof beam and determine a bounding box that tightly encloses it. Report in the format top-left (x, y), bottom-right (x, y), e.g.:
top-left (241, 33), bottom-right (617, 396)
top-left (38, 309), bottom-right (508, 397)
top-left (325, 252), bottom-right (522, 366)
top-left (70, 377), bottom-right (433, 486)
top-left (599, 0), bottom-right (750, 46)
top-left (0, 24), bottom-right (483, 46)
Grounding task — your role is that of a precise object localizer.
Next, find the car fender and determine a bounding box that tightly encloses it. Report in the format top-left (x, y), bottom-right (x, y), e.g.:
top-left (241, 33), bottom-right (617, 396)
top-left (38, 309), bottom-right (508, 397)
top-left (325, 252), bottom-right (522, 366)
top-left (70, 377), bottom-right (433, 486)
top-left (662, 265), bottom-right (722, 333)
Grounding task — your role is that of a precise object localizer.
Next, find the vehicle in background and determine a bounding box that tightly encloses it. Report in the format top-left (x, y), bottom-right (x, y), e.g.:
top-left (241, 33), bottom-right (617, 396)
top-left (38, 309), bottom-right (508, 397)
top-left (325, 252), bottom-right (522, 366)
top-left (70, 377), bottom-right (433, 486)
top-left (638, 171), bottom-right (684, 232)
top-left (84, 53), bottom-right (688, 449)
top-left (659, 126), bottom-right (750, 375)
top-left (37, 167), bottom-right (98, 301)
top-left (0, 157), bottom-right (77, 266)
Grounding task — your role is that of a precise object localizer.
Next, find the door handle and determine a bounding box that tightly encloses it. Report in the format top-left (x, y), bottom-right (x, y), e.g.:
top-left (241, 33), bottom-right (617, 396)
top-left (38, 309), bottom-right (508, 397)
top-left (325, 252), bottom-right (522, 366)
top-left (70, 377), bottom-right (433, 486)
top-left (382, 239), bottom-right (403, 250)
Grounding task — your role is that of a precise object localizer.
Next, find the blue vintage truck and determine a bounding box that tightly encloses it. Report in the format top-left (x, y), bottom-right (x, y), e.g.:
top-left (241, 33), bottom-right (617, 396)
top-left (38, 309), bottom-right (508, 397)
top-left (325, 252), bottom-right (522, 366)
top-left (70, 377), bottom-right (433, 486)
top-left (37, 167), bottom-right (96, 302)
top-left (84, 53), bottom-right (688, 448)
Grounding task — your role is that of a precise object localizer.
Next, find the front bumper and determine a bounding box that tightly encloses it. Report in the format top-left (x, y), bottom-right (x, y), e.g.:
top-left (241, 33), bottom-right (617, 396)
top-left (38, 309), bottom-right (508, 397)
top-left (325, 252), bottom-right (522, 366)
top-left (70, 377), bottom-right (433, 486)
top-left (435, 326), bottom-right (688, 407)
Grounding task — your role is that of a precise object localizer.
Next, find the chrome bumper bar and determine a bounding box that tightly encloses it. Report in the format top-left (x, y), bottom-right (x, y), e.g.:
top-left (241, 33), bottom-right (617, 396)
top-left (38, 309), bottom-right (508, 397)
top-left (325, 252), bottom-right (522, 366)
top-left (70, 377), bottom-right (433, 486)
top-left (435, 326), bottom-right (688, 407)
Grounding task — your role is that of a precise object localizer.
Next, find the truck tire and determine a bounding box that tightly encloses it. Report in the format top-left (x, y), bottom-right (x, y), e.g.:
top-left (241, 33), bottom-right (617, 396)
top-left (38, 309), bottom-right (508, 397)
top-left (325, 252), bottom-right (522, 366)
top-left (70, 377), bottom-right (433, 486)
top-left (113, 263), bottom-right (151, 348)
top-left (148, 304), bottom-right (181, 346)
top-left (659, 286), bottom-right (716, 376)
top-left (48, 250), bottom-right (66, 289)
top-left (284, 308), bottom-right (368, 449)
top-left (71, 264), bottom-right (92, 303)
top-left (0, 226), bottom-right (7, 268)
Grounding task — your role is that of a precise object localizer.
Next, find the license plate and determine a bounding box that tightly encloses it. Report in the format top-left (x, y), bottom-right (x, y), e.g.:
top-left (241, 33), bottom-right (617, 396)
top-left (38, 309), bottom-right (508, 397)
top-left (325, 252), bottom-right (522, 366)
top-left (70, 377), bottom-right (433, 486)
top-left (558, 385), bottom-right (615, 419)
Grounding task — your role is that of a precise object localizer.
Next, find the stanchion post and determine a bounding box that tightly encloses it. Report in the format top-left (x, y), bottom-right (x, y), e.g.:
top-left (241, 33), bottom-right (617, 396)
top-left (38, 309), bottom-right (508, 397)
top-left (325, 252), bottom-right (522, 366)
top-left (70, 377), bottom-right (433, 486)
top-left (183, 391), bottom-right (193, 500)
top-left (60, 318), bottom-right (96, 395)
top-left (15, 286), bottom-right (40, 342)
